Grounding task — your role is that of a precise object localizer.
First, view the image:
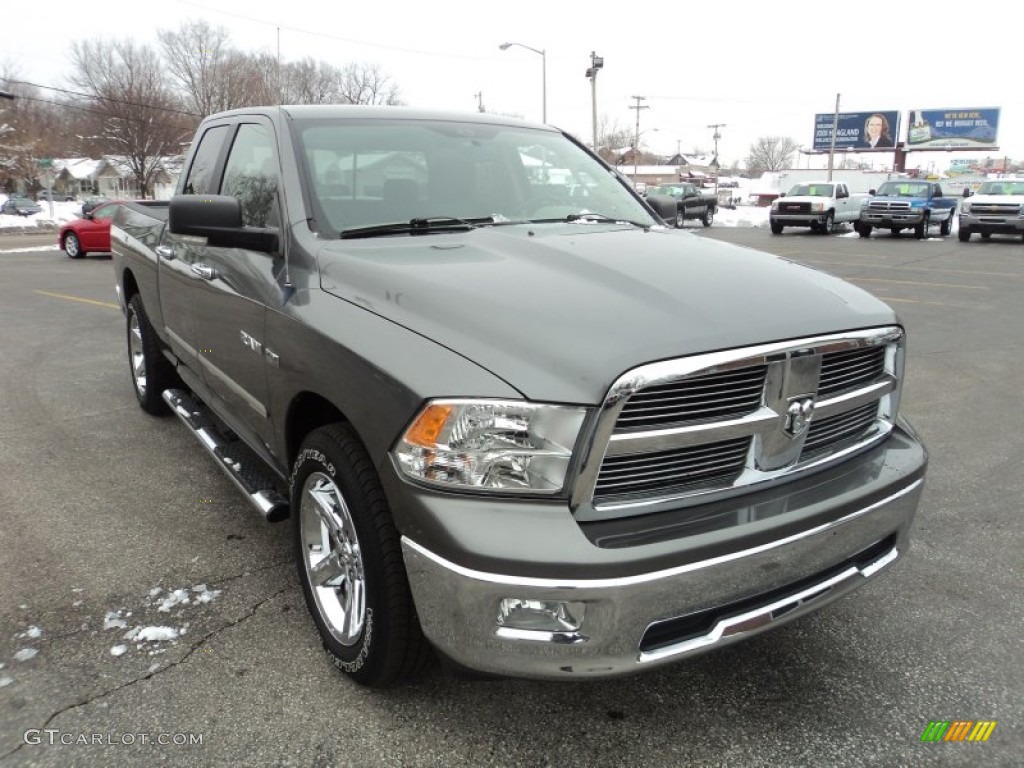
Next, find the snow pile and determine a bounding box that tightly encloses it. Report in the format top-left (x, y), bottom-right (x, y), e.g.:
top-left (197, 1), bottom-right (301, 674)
top-left (102, 583), bottom-right (221, 659)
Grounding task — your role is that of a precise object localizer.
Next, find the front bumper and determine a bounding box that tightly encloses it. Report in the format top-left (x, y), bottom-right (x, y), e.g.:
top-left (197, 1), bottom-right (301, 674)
top-left (959, 214), bottom-right (1024, 235)
top-left (397, 424), bottom-right (926, 680)
top-left (770, 213), bottom-right (830, 226)
top-left (861, 210), bottom-right (925, 226)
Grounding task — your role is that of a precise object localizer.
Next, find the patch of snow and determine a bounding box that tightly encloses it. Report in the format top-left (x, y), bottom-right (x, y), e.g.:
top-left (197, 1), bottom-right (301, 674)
top-left (156, 589), bottom-right (191, 612)
top-left (0, 676), bottom-right (13, 687)
top-left (72, 601), bottom-right (83, 607)
top-left (126, 626), bottom-right (180, 643)
top-left (110, 645), bottom-right (128, 657)
top-left (193, 586), bottom-right (222, 604)
top-left (149, 587), bottom-right (162, 597)
top-left (21, 626), bottom-right (42, 639)
top-left (14, 648), bottom-right (38, 662)
top-left (104, 611), bottom-right (128, 630)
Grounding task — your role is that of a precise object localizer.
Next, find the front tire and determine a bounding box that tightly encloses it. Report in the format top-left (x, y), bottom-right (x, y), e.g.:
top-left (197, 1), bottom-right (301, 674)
top-left (675, 211), bottom-right (684, 229)
top-left (126, 294), bottom-right (175, 415)
top-left (64, 232), bottom-right (84, 259)
top-left (293, 424), bottom-right (431, 687)
top-left (981, 232), bottom-right (992, 240)
top-left (940, 214), bottom-right (952, 236)
top-left (914, 214), bottom-right (929, 239)
top-left (702, 207), bottom-right (714, 227)
top-left (821, 211), bottom-right (835, 234)
top-left (770, 221), bottom-right (784, 234)
top-left (855, 222), bottom-right (872, 238)
top-left (959, 228), bottom-right (971, 242)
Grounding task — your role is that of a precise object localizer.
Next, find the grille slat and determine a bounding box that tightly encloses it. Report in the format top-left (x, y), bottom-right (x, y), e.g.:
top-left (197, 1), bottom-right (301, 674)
top-left (802, 403), bottom-right (878, 456)
top-left (594, 438), bottom-right (749, 498)
top-left (819, 347), bottom-right (885, 397)
top-left (615, 367), bottom-right (766, 430)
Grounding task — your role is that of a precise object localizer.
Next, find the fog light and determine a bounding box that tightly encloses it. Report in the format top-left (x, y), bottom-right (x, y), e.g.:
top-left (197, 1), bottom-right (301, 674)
top-left (497, 599), bottom-right (585, 632)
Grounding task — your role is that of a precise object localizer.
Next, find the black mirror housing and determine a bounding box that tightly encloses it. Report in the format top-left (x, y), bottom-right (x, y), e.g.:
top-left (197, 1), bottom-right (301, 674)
top-left (169, 194), bottom-right (278, 253)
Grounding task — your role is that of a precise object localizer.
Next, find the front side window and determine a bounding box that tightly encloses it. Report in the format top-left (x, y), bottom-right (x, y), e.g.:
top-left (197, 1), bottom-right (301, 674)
top-left (221, 123), bottom-right (280, 228)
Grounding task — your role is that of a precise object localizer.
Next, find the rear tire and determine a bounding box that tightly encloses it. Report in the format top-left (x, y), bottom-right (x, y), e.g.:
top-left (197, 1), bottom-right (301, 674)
top-left (126, 294), bottom-right (175, 415)
top-left (940, 214), bottom-right (952, 236)
top-left (890, 228), bottom-right (901, 236)
top-left (675, 212), bottom-right (684, 229)
top-left (64, 232), bottom-right (84, 259)
top-left (702, 207), bottom-right (714, 227)
top-left (293, 424), bottom-right (432, 687)
top-left (981, 232), bottom-right (991, 240)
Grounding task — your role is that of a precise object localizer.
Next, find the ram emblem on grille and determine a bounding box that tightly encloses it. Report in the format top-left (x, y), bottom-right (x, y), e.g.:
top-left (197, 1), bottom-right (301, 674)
top-left (784, 396), bottom-right (816, 438)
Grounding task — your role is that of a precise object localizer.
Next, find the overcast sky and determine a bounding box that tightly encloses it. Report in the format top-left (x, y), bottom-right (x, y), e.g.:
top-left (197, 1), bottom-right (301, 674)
top-left (4, 0), bottom-right (1020, 170)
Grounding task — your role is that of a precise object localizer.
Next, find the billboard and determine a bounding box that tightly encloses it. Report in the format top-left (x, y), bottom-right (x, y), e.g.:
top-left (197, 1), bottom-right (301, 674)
top-left (906, 108), bottom-right (999, 149)
top-left (813, 111), bottom-right (900, 151)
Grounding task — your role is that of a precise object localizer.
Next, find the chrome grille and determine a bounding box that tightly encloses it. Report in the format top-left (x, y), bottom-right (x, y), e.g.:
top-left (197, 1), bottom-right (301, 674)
top-left (615, 366), bottom-right (766, 430)
top-left (801, 402), bottom-right (878, 458)
top-left (778, 202), bottom-right (810, 214)
top-left (819, 346), bottom-right (885, 397)
top-left (971, 203), bottom-right (1020, 215)
top-left (573, 328), bottom-right (904, 520)
top-left (868, 200), bottom-right (911, 212)
top-left (594, 437), bottom-right (749, 500)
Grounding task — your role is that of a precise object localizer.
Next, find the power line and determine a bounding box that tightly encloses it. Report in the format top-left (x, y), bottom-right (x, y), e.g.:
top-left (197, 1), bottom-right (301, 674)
top-left (7, 79), bottom-right (200, 117)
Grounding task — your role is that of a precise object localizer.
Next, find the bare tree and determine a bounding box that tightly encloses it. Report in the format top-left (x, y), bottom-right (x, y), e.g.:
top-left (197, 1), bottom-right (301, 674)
top-left (282, 58), bottom-right (342, 104)
top-left (0, 68), bottom-right (71, 193)
top-left (68, 39), bottom-right (197, 198)
top-left (334, 63), bottom-right (402, 105)
top-left (158, 19), bottom-right (233, 116)
top-left (745, 136), bottom-right (798, 173)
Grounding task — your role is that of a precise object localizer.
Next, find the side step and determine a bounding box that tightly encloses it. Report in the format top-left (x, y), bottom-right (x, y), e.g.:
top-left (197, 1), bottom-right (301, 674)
top-left (163, 389), bottom-right (289, 522)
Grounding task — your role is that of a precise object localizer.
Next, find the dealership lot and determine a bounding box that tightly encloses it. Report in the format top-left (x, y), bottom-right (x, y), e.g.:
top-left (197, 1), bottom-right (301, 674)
top-left (0, 229), bottom-right (1020, 766)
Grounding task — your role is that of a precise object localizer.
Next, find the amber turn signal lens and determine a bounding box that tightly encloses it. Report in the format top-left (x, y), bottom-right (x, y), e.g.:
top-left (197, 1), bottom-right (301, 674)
top-left (404, 404), bottom-right (453, 447)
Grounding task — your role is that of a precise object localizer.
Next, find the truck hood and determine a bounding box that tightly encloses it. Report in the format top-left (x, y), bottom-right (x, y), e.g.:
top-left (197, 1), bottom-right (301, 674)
top-left (318, 224), bottom-right (897, 404)
top-left (965, 194), bottom-right (1024, 205)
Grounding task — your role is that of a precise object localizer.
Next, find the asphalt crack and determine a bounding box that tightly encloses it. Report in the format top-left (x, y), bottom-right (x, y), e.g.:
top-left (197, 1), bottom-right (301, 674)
top-left (1, 584), bottom-right (293, 762)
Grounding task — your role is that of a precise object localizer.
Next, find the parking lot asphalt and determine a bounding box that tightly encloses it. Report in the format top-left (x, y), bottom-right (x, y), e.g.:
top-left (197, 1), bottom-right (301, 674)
top-left (0, 229), bottom-right (1020, 767)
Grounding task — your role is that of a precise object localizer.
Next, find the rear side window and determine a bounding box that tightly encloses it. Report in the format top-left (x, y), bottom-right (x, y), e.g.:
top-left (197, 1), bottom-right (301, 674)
top-left (183, 124), bottom-right (230, 195)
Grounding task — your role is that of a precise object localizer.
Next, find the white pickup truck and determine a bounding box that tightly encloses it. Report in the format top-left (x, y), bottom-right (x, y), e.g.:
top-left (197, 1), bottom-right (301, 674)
top-left (958, 179), bottom-right (1024, 242)
top-left (770, 181), bottom-right (868, 235)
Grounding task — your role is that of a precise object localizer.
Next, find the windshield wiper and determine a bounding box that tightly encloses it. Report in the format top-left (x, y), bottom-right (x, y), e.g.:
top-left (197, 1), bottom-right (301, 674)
top-left (518, 213), bottom-right (650, 228)
top-left (340, 216), bottom-right (493, 239)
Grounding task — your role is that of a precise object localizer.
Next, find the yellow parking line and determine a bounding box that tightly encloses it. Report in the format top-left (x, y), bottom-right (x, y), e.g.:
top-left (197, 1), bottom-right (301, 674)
top-left (35, 290), bottom-right (119, 309)
top-left (846, 277), bottom-right (988, 290)
top-left (875, 296), bottom-right (946, 305)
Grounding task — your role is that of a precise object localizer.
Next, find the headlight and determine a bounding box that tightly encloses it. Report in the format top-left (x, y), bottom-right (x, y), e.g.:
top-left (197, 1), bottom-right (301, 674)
top-left (770, 200), bottom-right (779, 210)
top-left (961, 202), bottom-right (972, 213)
top-left (392, 399), bottom-right (587, 493)
top-left (810, 201), bottom-right (825, 212)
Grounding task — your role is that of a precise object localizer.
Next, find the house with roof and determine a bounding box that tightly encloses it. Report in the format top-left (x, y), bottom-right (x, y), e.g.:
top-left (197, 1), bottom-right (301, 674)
top-left (50, 155), bottom-right (183, 200)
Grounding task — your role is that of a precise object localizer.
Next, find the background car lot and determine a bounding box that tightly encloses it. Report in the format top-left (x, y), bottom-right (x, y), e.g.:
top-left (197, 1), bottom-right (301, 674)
top-left (0, 230), bottom-right (1019, 766)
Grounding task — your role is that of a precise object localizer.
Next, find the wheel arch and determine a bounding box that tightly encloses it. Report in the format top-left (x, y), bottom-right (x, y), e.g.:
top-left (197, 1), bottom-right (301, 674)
top-left (285, 391), bottom-right (361, 473)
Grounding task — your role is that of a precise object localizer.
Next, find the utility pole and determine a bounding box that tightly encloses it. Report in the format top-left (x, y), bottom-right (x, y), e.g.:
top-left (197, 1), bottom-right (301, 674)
top-left (473, 91), bottom-right (485, 113)
top-left (707, 123), bottom-right (725, 193)
top-left (827, 93), bottom-right (840, 181)
top-left (629, 95), bottom-right (649, 182)
top-left (585, 52), bottom-right (604, 151)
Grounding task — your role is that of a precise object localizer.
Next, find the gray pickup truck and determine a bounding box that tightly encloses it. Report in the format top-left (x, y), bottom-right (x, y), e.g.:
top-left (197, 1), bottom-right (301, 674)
top-left (110, 105), bottom-right (927, 687)
top-left (644, 182), bottom-right (717, 227)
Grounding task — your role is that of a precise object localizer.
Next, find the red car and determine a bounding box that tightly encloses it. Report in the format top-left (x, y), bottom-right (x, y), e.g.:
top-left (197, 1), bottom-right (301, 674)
top-left (59, 201), bottom-right (124, 259)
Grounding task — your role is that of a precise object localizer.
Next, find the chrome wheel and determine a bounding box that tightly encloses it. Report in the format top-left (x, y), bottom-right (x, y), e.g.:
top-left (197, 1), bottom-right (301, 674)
top-left (128, 311), bottom-right (147, 397)
top-left (675, 212), bottom-right (684, 228)
top-left (300, 472), bottom-right (366, 646)
top-left (64, 233), bottom-right (81, 258)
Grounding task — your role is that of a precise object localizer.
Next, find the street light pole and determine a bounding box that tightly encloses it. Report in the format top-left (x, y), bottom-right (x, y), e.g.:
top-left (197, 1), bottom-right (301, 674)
top-left (585, 52), bottom-right (604, 150)
top-left (707, 123), bottom-right (725, 194)
top-left (499, 42), bottom-right (547, 123)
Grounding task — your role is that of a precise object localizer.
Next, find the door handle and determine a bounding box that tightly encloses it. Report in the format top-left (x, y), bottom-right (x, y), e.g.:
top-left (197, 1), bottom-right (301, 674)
top-left (191, 263), bottom-right (218, 280)
top-left (155, 244), bottom-right (175, 261)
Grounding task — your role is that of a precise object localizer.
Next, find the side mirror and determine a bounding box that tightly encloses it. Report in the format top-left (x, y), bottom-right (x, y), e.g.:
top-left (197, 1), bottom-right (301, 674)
top-left (644, 194), bottom-right (676, 223)
top-left (962, 188), bottom-right (972, 198)
top-left (777, 192), bottom-right (785, 198)
top-left (169, 194), bottom-right (278, 253)
top-left (869, 189), bottom-right (876, 196)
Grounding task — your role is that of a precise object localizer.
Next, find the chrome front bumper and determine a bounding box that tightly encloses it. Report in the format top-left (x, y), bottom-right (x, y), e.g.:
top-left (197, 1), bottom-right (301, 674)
top-left (401, 476), bottom-right (923, 680)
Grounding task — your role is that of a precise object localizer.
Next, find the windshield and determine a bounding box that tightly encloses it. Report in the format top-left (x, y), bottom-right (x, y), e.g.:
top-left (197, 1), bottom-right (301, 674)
top-left (876, 181), bottom-right (930, 197)
top-left (977, 181), bottom-right (1024, 195)
top-left (293, 117), bottom-right (655, 236)
top-left (650, 185), bottom-right (684, 198)
top-left (788, 184), bottom-right (833, 197)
